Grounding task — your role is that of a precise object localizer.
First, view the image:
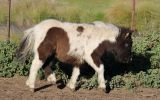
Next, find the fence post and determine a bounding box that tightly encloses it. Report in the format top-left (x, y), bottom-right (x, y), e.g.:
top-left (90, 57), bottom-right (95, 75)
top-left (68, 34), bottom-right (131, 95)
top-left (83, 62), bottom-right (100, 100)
top-left (7, 0), bottom-right (11, 42)
top-left (131, 0), bottom-right (136, 31)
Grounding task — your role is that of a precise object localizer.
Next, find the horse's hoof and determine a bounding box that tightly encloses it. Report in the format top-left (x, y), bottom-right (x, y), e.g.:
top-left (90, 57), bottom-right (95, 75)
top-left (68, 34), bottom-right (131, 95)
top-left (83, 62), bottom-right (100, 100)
top-left (68, 87), bottom-right (76, 92)
top-left (30, 88), bottom-right (35, 92)
top-left (66, 82), bottom-right (76, 92)
top-left (26, 80), bottom-right (30, 86)
top-left (47, 81), bottom-right (56, 85)
top-left (98, 88), bottom-right (110, 93)
top-left (70, 88), bottom-right (76, 92)
top-left (66, 86), bottom-right (76, 92)
top-left (97, 88), bottom-right (107, 93)
top-left (47, 74), bottom-right (56, 83)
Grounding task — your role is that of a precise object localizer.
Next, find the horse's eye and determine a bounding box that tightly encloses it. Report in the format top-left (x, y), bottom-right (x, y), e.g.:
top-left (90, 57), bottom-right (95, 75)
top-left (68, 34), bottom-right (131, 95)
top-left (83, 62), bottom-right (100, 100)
top-left (125, 43), bottom-right (129, 48)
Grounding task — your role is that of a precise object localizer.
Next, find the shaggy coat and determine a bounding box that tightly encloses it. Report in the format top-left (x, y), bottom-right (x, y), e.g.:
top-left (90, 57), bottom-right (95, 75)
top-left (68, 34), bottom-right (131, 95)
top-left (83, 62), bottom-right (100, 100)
top-left (17, 19), bottom-right (133, 92)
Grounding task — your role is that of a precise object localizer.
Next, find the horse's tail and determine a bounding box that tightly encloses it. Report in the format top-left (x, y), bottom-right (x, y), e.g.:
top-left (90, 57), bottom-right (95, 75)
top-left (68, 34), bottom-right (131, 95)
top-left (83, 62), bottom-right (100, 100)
top-left (16, 27), bottom-right (35, 60)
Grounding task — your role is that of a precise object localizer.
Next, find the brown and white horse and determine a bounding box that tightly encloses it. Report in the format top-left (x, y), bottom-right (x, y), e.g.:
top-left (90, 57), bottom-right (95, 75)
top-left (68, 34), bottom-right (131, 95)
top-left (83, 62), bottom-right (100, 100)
top-left (17, 19), bottom-right (133, 92)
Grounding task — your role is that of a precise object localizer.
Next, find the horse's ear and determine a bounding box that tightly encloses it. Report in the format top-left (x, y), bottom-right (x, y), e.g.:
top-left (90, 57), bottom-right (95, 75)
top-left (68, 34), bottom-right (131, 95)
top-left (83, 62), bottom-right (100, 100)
top-left (125, 31), bottom-right (133, 38)
top-left (125, 29), bottom-right (134, 38)
top-left (125, 33), bottom-right (130, 38)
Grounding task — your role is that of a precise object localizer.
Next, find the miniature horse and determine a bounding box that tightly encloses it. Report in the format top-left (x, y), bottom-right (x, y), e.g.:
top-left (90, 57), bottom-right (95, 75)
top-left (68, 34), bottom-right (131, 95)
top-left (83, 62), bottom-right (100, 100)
top-left (17, 19), bottom-right (133, 92)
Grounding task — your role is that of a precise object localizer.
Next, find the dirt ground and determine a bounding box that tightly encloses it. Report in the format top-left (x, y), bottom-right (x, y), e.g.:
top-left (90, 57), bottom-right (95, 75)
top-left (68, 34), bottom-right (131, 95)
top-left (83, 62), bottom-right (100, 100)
top-left (0, 76), bottom-right (160, 100)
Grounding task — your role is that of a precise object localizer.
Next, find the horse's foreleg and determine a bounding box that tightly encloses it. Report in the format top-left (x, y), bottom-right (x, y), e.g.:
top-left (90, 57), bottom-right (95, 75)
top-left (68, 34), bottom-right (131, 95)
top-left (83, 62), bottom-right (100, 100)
top-left (85, 55), bottom-right (106, 90)
top-left (26, 55), bottom-right (43, 91)
top-left (67, 66), bottom-right (80, 90)
top-left (97, 64), bottom-right (105, 88)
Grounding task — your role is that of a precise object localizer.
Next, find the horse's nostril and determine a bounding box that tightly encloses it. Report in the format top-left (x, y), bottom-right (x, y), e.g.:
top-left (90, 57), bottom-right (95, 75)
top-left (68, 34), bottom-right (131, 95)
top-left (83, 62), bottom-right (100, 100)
top-left (125, 57), bottom-right (132, 63)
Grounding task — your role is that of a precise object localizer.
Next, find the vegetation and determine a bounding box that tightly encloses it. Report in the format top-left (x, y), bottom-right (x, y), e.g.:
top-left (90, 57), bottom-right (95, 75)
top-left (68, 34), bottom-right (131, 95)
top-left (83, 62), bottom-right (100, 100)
top-left (0, 41), bottom-right (32, 77)
top-left (0, 0), bottom-right (160, 90)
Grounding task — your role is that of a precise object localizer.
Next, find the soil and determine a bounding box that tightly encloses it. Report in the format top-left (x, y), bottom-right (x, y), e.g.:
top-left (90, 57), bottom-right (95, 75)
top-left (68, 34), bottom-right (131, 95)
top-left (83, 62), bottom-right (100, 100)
top-left (0, 76), bottom-right (160, 100)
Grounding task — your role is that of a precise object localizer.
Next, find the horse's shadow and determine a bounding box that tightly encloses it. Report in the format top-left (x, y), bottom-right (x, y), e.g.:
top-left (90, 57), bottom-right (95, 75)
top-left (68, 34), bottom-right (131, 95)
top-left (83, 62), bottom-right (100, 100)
top-left (36, 52), bottom-right (151, 92)
top-left (103, 52), bottom-right (151, 92)
top-left (103, 52), bottom-right (151, 78)
top-left (34, 84), bottom-right (54, 92)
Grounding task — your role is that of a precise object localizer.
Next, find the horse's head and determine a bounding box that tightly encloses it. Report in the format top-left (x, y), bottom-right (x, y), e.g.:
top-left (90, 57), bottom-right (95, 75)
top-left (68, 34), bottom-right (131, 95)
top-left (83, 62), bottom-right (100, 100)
top-left (113, 27), bottom-right (133, 63)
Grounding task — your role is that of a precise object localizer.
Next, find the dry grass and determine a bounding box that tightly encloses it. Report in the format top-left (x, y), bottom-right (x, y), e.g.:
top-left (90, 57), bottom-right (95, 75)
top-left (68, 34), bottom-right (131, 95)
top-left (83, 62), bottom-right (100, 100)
top-left (0, 34), bottom-right (7, 40)
top-left (105, 0), bottom-right (160, 30)
top-left (0, 0), bottom-right (116, 26)
top-left (0, 0), bottom-right (159, 31)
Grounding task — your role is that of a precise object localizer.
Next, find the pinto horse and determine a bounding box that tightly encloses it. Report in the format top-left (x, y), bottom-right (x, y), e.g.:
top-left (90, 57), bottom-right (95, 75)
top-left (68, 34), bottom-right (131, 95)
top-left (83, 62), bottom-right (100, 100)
top-left (17, 19), bottom-right (133, 92)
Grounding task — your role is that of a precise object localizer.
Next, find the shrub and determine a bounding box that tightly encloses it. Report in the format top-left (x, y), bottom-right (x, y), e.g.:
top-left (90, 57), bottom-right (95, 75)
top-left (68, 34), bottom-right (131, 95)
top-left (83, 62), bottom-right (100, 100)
top-left (133, 30), bottom-right (160, 68)
top-left (136, 69), bottom-right (160, 88)
top-left (0, 41), bottom-right (18, 77)
top-left (79, 73), bottom-right (98, 89)
top-left (0, 41), bottom-right (32, 77)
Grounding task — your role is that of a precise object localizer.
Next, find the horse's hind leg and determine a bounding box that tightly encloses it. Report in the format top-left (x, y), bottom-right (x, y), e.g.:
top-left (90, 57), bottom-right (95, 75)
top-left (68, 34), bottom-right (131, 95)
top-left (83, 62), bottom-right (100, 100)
top-left (47, 72), bottom-right (56, 83)
top-left (41, 54), bottom-right (57, 84)
top-left (26, 53), bottom-right (43, 91)
top-left (43, 63), bottom-right (56, 84)
top-left (38, 42), bottom-right (57, 84)
top-left (67, 66), bottom-right (80, 90)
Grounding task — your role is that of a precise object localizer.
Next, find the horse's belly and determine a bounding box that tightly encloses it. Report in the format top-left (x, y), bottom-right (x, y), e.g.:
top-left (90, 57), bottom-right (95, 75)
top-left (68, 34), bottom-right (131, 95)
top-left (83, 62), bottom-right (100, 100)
top-left (57, 54), bottom-right (84, 65)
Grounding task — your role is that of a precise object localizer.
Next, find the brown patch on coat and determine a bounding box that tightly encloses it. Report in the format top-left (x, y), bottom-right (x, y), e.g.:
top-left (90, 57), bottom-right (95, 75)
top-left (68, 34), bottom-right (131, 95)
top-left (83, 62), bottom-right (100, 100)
top-left (38, 27), bottom-right (67, 62)
top-left (74, 48), bottom-right (78, 52)
top-left (87, 36), bottom-right (91, 39)
top-left (38, 27), bottom-right (82, 78)
top-left (38, 27), bottom-right (67, 78)
top-left (77, 26), bottom-right (84, 36)
top-left (91, 41), bottom-right (114, 67)
top-left (77, 26), bottom-right (84, 33)
top-left (91, 27), bottom-right (133, 67)
top-left (38, 27), bottom-right (81, 65)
